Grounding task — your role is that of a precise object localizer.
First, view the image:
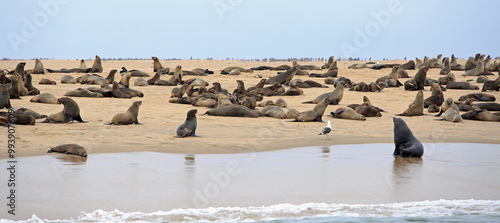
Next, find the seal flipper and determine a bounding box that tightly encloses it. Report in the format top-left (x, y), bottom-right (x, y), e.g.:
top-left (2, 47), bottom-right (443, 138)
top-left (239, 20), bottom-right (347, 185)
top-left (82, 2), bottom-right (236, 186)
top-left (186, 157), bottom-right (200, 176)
top-left (75, 115), bottom-right (87, 123)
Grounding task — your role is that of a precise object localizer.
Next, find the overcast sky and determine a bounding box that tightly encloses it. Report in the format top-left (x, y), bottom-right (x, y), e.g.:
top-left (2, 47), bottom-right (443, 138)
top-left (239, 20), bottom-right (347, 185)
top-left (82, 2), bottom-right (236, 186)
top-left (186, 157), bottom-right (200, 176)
top-left (1, 0), bottom-right (499, 60)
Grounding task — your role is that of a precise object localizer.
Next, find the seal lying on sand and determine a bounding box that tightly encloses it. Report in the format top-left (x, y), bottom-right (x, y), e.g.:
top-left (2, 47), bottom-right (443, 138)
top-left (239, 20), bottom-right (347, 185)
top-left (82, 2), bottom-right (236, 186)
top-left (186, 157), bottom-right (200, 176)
top-left (48, 144), bottom-right (87, 157)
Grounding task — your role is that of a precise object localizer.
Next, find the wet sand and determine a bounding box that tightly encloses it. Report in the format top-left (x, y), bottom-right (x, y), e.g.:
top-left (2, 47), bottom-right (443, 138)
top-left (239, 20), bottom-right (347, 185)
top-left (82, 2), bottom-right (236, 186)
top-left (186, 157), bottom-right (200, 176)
top-left (1, 143), bottom-right (499, 220)
top-left (0, 59), bottom-right (499, 159)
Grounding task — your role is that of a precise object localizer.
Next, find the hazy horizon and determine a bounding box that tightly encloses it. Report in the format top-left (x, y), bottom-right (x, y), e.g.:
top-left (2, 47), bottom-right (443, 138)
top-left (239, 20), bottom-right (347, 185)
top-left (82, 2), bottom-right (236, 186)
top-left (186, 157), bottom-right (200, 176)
top-left (1, 0), bottom-right (499, 60)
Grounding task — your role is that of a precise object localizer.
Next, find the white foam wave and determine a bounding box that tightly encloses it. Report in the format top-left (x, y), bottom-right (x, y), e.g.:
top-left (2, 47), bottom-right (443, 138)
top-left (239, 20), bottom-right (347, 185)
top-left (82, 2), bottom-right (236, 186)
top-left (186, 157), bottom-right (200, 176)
top-left (4, 199), bottom-right (500, 222)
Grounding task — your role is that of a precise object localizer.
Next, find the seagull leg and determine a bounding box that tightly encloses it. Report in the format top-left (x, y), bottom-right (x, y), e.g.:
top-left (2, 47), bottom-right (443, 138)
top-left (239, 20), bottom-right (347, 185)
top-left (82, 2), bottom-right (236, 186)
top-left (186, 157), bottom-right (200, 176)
top-left (326, 134), bottom-right (329, 140)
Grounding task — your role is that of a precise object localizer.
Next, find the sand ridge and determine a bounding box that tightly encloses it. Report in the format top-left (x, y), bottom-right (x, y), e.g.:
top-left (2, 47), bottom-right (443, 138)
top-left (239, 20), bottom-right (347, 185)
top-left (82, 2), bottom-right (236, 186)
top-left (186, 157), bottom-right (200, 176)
top-left (0, 58), bottom-right (499, 158)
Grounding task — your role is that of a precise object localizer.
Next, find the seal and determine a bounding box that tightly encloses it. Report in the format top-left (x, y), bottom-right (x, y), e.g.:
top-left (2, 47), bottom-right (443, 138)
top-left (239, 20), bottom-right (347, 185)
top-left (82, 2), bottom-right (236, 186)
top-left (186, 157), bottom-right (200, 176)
top-left (105, 69), bottom-right (117, 84)
top-left (31, 59), bottom-right (47, 74)
top-left (446, 81), bottom-right (479, 90)
top-left (79, 59), bottom-right (87, 69)
top-left (324, 77), bottom-right (335, 85)
top-left (112, 81), bottom-right (132, 99)
top-left (258, 100), bottom-right (275, 107)
top-left (285, 108), bottom-right (299, 119)
top-left (428, 104), bottom-right (440, 113)
top-left (121, 68), bottom-right (150, 77)
top-left (474, 102), bottom-right (500, 111)
top-left (284, 83), bottom-right (304, 96)
top-left (438, 72), bottom-right (455, 85)
top-left (30, 92), bottom-right (58, 104)
top-left (481, 75), bottom-right (500, 92)
top-left (392, 117), bottom-right (424, 158)
top-left (171, 84), bottom-right (188, 98)
top-left (119, 71), bottom-right (132, 88)
top-left (295, 96), bottom-right (333, 122)
top-left (152, 56), bottom-right (164, 72)
top-left (221, 67), bottom-right (254, 74)
top-left (376, 66), bottom-right (402, 87)
top-left (15, 107), bottom-right (47, 119)
top-left (108, 101), bottom-right (142, 125)
top-left (458, 93), bottom-right (495, 101)
top-left (246, 79), bottom-right (267, 92)
top-left (177, 109), bottom-right (198, 137)
top-left (208, 82), bottom-right (229, 95)
top-left (24, 74), bottom-right (40, 95)
top-left (424, 83), bottom-right (444, 108)
top-left (355, 106), bottom-right (382, 117)
top-left (302, 81), bottom-right (344, 105)
top-left (439, 98), bottom-right (462, 122)
top-left (134, 77), bottom-right (148, 86)
top-left (65, 88), bottom-right (103, 98)
top-left (91, 55), bottom-right (103, 73)
top-left (204, 105), bottom-right (260, 118)
top-left (61, 75), bottom-right (77, 84)
top-left (309, 61), bottom-right (338, 78)
top-left (261, 106), bottom-right (286, 119)
top-left (251, 66), bottom-right (274, 71)
top-left (47, 144), bottom-right (87, 157)
top-left (7, 75), bottom-right (22, 99)
top-left (39, 78), bottom-right (56, 85)
top-left (404, 67), bottom-right (428, 91)
top-left (275, 98), bottom-right (287, 108)
top-left (321, 56), bottom-right (334, 69)
top-left (241, 97), bottom-right (256, 109)
top-left (0, 113), bottom-right (35, 125)
top-left (332, 107), bottom-right (366, 120)
top-left (265, 64), bottom-right (299, 84)
top-left (396, 91), bottom-right (424, 116)
top-left (43, 97), bottom-right (86, 123)
top-left (398, 60), bottom-right (415, 70)
top-left (229, 69), bottom-right (241, 75)
top-left (272, 65), bottom-right (291, 71)
top-left (461, 109), bottom-right (500, 122)
top-left (0, 85), bottom-right (12, 109)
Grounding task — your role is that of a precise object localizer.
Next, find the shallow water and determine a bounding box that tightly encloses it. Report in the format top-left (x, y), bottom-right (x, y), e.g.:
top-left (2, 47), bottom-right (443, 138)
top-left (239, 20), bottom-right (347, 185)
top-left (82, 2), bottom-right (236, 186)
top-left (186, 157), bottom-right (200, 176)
top-left (1, 143), bottom-right (500, 222)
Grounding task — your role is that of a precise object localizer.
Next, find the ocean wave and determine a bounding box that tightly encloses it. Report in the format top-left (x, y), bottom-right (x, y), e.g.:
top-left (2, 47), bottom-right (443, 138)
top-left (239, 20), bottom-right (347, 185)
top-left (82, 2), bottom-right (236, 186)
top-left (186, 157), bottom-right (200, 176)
top-left (4, 199), bottom-right (500, 222)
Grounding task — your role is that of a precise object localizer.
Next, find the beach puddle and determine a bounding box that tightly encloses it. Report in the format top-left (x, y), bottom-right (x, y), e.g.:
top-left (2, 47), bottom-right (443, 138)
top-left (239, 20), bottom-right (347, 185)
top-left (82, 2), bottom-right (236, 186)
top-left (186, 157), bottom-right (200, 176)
top-left (2, 143), bottom-right (500, 221)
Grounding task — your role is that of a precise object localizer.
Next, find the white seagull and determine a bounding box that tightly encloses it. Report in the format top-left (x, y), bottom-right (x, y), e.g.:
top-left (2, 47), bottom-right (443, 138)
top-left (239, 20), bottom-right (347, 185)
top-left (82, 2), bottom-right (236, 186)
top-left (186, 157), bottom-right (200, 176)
top-left (319, 121), bottom-right (332, 140)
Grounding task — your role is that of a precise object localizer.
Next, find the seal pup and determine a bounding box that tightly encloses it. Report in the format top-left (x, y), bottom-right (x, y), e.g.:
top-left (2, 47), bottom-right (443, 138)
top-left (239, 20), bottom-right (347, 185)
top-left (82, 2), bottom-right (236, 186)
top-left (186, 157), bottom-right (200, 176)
top-left (295, 97), bottom-right (333, 122)
top-left (438, 98), bottom-right (462, 122)
top-left (134, 77), bottom-right (148, 86)
top-left (48, 144), bottom-right (87, 157)
top-left (392, 117), bottom-right (424, 158)
top-left (0, 85), bottom-right (12, 109)
top-left (107, 101), bottom-right (142, 125)
top-left (61, 75), bottom-right (77, 84)
top-left (396, 91), bottom-right (424, 116)
top-left (221, 67), bottom-right (254, 74)
top-left (261, 106), bottom-right (286, 119)
top-left (42, 97), bottom-right (85, 123)
top-left (30, 93), bottom-right (58, 104)
top-left (79, 59), bottom-right (87, 69)
top-left (91, 55), bottom-right (103, 73)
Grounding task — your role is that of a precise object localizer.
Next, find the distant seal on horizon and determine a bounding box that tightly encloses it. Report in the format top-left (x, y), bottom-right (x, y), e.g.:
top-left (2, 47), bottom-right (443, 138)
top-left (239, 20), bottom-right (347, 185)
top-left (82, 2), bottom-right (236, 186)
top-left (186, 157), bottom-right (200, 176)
top-left (221, 67), bottom-right (254, 74)
top-left (332, 107), bottom-right (366, 120)
top-left (205, 105), bottom-right (259, 118)
top-left (30, 93), bottom-right (58, 104)
top-left (171, 84), bottom-right (188, 98)
top-left (295, 96), bottom-right (332, 122)
top-left (393, 117), bottom-right (424, 158)
top-left (177, 109), bottom-right (198, 137)
top-left (43, 97), bottom-right (85, 123)
top-left (0, 85), bottom-right (12, 109)
top-left (321, 56), bottom-right (334, 69)
top-left (396, 91), bottom-right (424, 116)
top-left (107, 101), bottom-right (142, 125)
top-left (91, 55), bottom-right (103, 73)
top-left (48, 144), bottom-right (87, 157)
top-left (79, 59), bottom-right (87, 69)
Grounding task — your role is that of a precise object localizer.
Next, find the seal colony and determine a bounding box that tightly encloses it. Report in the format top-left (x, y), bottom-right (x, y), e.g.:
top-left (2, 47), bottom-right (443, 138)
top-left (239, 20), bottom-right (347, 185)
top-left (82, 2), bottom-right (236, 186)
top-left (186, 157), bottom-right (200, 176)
top-left (1, 54), bottom-right (499, 158)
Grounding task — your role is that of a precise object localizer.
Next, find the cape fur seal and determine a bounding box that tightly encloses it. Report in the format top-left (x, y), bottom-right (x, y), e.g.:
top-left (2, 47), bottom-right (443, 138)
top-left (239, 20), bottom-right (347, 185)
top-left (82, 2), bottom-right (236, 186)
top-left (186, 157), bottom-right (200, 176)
top-left (0, 112), bottom-right (35, 125)
top-left (321, 56), bottom-right (334, 69)
top-left (461, 109), bottom-right (500, 122)
top-left (303, 81), bottom-right (344, 105)
top-left (112, 81), bottom-right (132, 99)
top-left (221, 67), bottom-right (254, 74)
top-left (393, 117), bottom-right (424, 158)
top-left (61, 75), bottom-right (77, 84)
top-left (108, 101), bottom-right (142, 125)
top-left (458, 93), bottom-right (495, 101)
top-left (48, 144), bottom-right (87, 157)
top-left (15, 107), bottom-right (47, 119)
top-left (309, 61), bottom-right (338, 78)
top-left (79, 59), bottom-right (87, 69)
top-left (265, 64), bottom-right (299, 84)
top-left (43, 97), bottom-right (85, 123)
top-left (134, 77), bottom-right (148, 86)
top-left (475, 102), bottom-right (500, 111)
top-left (439, 98), bottom-right (462, 122)
top-left (30, 93), bottom-right (58, 104)
top-left (204, 105), bottom-right (259, 118)
top-left (424, 83), bottom-right (444, 107)
top-left (65, 88), bottom-right (103, 98)
top-left (446, 81), bottom-right (479, 90)
top-left (295, 96), bottom-right (333, 122)
top-left (91, 55), bottom-right (103, 73)
top-left (397, 91), bottom-right (424, 116)
top-left (404, 67), bottom-right (428, 91)
top-left (39, 78), bottom-right (56, 85)
top-left (332, 107), bottom-right (366, 120)
top-left (152, 56), bottom-right (163, 72)
top-left (0, 85), bottom-right (12, 109)
top-left (177, 109), bottom-right (198, 137)
top-left (261, 106), bottom-right (286, 119)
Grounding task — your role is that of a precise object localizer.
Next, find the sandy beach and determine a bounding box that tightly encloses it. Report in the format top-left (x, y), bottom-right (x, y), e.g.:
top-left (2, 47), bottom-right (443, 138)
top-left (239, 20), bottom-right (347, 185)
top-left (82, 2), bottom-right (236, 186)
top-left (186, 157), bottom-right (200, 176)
top-left (0, 58), bottom-right (499, 159)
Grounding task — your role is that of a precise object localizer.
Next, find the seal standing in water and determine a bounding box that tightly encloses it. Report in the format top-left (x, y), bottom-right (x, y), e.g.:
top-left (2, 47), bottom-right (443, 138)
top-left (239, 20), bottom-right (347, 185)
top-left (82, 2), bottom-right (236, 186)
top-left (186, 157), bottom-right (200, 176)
top-left (48, 144), bottom-right (87, 157)
top-left (107, 101), bottom-right (142, 125)
top-left (393, 117), bottom-right (424, 158)
top-left (176, 109), bottom-right (197, 137)
top-left (43, 97), bottom-right (86, 123)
